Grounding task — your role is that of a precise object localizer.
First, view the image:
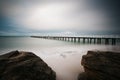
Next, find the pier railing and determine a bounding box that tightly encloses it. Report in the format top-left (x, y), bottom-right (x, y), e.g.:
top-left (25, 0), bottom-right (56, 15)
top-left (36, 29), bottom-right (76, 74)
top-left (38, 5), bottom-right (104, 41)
top-left (31, 36), bottom-right (120, 45)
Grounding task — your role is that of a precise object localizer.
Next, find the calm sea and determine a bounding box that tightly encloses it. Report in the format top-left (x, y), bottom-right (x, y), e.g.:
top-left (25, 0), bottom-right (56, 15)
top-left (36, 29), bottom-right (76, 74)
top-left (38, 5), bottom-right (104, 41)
top-left (0, 37), bottom-right (119, 54)
top-left (0, 36), bottom-right (120, 80)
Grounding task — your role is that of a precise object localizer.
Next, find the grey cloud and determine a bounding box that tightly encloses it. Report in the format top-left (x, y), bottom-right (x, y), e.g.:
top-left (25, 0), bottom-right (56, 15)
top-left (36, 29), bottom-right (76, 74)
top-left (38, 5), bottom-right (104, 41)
top-left (0, 0), bottom-right (120, 35)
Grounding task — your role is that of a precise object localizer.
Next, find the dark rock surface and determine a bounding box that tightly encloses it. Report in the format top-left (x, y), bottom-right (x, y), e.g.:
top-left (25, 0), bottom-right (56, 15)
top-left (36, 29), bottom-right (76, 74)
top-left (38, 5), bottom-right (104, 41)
top-left (0, 50), bottom-right (56, 80)
top-left (78, 72), bottom-right (87, 80)
top-left (78, 51), bottom-right (120, 80)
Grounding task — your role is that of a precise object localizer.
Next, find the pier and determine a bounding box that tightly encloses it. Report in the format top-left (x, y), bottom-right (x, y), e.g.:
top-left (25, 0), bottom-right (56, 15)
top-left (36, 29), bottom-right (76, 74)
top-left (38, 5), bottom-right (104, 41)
top-left (31, 36), bottom-right (120, 45)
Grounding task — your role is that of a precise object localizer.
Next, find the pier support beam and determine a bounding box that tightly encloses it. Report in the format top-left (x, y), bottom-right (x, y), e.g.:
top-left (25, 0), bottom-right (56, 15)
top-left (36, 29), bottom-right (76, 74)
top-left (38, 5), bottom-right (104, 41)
top-left (71, 37), bottom-right (73, 42)
top-left (78, 38), bottom-right (80, 43)
top-left (105, 39), bottom-right (109, 44)
top-left (97, 38), bottom-right (101, 44)
top-left (90, 38), bottom-right (92, 44)
top-left (93, 38), bottom-right (96, 44)
top-left (87, 38), bottom-right (89, 43)
top-left (112, 38), bottom-right (116, 45)
top-left (83, 38), bottom-right (85, 43)
top-left (74, 37), bottom-right (76, 42)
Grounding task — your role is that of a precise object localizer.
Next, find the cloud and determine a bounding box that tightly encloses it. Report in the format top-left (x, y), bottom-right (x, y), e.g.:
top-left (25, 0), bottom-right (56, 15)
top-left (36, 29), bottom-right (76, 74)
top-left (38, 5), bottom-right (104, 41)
top-left (1, 0), bottom-right (119, 35)
top-left (86, 0), bottom-right (120, 30)
top-left (1, 0), bottom-right (108, 32)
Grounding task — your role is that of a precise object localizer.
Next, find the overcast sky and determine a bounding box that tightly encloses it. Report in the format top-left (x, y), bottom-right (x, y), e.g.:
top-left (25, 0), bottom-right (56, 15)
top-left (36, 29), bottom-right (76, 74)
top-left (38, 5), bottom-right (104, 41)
top-left (0, 0), bottom-right (120, 36)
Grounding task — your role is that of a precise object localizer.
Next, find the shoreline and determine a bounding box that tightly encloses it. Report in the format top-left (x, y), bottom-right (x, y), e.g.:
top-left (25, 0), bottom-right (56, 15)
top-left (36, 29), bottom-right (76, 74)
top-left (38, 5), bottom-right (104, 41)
top-left (0, 50), bottom-right (120, 80)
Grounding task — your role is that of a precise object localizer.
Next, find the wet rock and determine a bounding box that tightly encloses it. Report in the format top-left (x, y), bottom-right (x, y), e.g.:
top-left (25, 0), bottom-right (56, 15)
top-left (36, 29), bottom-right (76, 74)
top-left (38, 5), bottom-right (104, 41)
top-left (79, 51), bottom-right (120, 80)
top-left (0, 50), bottom-right (56, 80)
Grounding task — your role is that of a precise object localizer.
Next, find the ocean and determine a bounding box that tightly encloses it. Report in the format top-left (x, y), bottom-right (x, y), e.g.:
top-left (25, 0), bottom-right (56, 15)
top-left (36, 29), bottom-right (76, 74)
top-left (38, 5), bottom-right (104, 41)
top-left (0, 36), bottom-right (120, 80)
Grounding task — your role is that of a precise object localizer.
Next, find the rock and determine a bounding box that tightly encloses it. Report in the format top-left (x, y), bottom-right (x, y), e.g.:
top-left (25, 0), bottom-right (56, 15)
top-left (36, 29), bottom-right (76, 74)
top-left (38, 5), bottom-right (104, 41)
top-left (79, 51), bottom-right (120, 80)
top-left (0, 50), bottom-right (56, 80)
top-left (78, 72), bottom-right (87, 80)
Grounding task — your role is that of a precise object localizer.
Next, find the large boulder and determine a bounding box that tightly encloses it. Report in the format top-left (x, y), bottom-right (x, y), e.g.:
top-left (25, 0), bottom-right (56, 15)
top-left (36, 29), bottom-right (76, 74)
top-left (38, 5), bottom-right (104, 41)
top-left (78, 51), bottom-right (120, 80)
top-left (0, 50), bottom-right (56, 80)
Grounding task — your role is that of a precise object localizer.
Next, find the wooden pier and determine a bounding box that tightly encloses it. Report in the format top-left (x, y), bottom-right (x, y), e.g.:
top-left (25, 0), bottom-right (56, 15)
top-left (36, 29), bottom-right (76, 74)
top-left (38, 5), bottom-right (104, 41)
top-left (31, 36), bottom-right (120, 45)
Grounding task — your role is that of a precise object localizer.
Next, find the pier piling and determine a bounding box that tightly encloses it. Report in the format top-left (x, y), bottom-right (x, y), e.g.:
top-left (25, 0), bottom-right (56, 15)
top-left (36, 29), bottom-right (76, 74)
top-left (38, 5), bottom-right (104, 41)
top-left (31, 36), bottom-right (119, 45)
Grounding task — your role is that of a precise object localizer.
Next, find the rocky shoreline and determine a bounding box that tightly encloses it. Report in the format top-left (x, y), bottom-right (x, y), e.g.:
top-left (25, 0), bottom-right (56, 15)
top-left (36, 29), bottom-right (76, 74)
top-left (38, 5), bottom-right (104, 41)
top-left (0, 50), bottom-right (120, 80)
